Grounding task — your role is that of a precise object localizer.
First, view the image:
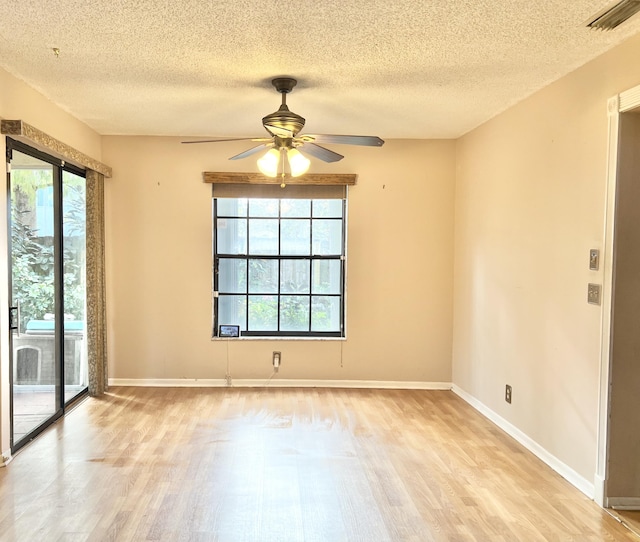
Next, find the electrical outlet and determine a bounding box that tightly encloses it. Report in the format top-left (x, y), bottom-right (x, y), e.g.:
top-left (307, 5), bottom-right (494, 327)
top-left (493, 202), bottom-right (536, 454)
top-left (273, 351), bottom-right (281, 370)
top-left (505, 384), bottom-right (512, 404)
top-left (588, 283), bottom-right (601, 305)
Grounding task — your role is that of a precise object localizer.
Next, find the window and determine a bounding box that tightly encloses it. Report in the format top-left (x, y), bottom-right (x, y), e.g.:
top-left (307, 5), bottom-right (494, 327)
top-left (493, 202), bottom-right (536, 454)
top-left (212, 186), bottom-right (346, 338)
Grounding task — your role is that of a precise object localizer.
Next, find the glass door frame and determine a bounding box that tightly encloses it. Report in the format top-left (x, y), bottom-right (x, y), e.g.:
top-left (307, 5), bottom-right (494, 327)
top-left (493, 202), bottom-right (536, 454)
top-left (6, 137), bottom-right (88, 452)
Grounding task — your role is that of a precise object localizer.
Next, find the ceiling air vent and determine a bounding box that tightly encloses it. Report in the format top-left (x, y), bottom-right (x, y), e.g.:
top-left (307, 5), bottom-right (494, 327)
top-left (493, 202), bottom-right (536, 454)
top-left (587, 0), bottom-right (640, 30)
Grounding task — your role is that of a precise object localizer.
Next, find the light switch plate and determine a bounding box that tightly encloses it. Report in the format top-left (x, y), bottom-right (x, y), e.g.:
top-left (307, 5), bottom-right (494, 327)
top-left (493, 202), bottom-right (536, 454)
top-left (589, 249), bottom-right (600, 271)
top-left (588, 283), bottom-right (601, 305)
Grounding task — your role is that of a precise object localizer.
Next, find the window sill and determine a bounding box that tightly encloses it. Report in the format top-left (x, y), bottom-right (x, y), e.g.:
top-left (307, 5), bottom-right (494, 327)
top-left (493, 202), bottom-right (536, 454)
top-left (211, 336), bottom-right (346, 342)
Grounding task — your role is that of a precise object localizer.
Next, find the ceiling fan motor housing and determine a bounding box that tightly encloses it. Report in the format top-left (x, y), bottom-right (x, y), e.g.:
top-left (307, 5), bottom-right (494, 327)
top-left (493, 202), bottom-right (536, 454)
top-left (262, 106), bottom-right (306, 137)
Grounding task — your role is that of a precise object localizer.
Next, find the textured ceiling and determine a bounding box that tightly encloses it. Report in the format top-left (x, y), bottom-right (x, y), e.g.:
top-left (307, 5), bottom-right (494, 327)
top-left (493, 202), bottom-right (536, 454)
top-left (1, 1), bottom-right (640, 139)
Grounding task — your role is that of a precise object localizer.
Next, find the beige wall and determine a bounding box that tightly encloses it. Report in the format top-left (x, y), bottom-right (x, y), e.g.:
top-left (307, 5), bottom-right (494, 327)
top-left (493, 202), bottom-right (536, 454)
top-left (102, 137), bottom-right (456, 383)
top-left (0, 67), bottom-right (103, 160)
top-left (453, 33), bottom-right (640, 483)
top-left (0, 66), bottom-right (103, 455)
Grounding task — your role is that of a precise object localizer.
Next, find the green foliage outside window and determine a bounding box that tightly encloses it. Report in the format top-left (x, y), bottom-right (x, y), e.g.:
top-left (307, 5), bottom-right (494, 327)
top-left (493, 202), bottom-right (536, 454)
top-left (10, 171), bottom-right (85, 330)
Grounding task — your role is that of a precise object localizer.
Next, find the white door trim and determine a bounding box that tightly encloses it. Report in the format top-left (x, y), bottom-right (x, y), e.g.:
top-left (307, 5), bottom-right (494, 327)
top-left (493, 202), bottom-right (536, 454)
top-left (595, 84), bottom-right (640, 507)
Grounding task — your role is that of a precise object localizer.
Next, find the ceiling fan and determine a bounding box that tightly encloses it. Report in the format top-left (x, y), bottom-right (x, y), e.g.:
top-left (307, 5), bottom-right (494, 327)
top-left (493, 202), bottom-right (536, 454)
top-left (182, 77), bottom-right (384, 177)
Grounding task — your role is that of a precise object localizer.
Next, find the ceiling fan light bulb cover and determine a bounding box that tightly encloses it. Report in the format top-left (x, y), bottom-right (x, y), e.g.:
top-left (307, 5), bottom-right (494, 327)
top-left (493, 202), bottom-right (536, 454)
top-left (287, 148), bottom-right (310, 177)
top-left (257, 148), bottom-right (281, 177)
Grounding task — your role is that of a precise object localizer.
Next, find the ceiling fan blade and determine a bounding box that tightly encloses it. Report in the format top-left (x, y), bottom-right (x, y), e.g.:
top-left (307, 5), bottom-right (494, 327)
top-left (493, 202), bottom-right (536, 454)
top-left (302, 143), bottom-right (344, 163)
top-left (229, 143), bottom-right (272, 160)
top-left (181, 137), bottom-right (271, 144)
top-left (301, 134), bottom-right (384, 147)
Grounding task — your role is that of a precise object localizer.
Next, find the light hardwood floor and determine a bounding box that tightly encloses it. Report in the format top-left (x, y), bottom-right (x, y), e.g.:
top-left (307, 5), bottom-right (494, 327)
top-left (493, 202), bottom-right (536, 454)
top-left (611, 511), bottom-right (640, 539)
top-left (0, 387), bottom-right (637, 541)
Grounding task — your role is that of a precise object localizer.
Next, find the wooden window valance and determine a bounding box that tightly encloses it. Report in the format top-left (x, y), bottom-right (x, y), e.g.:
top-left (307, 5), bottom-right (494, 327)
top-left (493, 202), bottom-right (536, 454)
top-left (1, 119), bottom-right (112, 178)
top-left (203, 172), bottom-right (356, 186)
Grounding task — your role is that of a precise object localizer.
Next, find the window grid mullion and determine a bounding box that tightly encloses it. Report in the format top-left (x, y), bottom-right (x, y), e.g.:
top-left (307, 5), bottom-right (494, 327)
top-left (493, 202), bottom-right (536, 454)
top-left (245, 213), bottom-right (250, 332)
top-left (310, 203), bottom-right (315, 333)
top-left (341, 198), bottom-right (346, 331)
top-left (277, 203), bottom-right (282, 332)
top-left (308, 216), bottom-right (313, 332)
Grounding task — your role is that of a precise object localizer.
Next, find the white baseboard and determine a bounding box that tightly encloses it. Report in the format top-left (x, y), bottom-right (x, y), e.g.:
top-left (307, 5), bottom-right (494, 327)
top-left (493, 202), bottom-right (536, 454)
top-left (108, 378), bottom-right (452, 390)
top-left (594, 474), bottom-right (606, 507)
top-left (609, 497), bottom-right (640, 510)
top-left (452, 384), bottom-right (594, 499)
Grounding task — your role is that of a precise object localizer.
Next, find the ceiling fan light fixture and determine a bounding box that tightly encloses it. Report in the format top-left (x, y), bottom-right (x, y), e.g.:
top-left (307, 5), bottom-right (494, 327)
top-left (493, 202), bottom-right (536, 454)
top-left (287, 148), bottom-right (310, 177)
top-left (182, 77), bottom-right (384, 171)
top-left (257, 148), bottom-right (281, 177)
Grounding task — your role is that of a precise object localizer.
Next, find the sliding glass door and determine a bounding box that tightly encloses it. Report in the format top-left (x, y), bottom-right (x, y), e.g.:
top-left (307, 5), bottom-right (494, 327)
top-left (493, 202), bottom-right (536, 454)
top-left (7, 139), bottom-right (87, 450)
top-left (9, 149), bottom-right (58, 444)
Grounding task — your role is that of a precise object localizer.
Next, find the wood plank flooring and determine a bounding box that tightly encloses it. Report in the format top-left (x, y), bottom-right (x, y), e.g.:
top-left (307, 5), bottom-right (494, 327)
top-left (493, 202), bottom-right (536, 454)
top-left (0, 387), bottom-right (637, 541)
top-left (611, 511), bottom-right (640, 539)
